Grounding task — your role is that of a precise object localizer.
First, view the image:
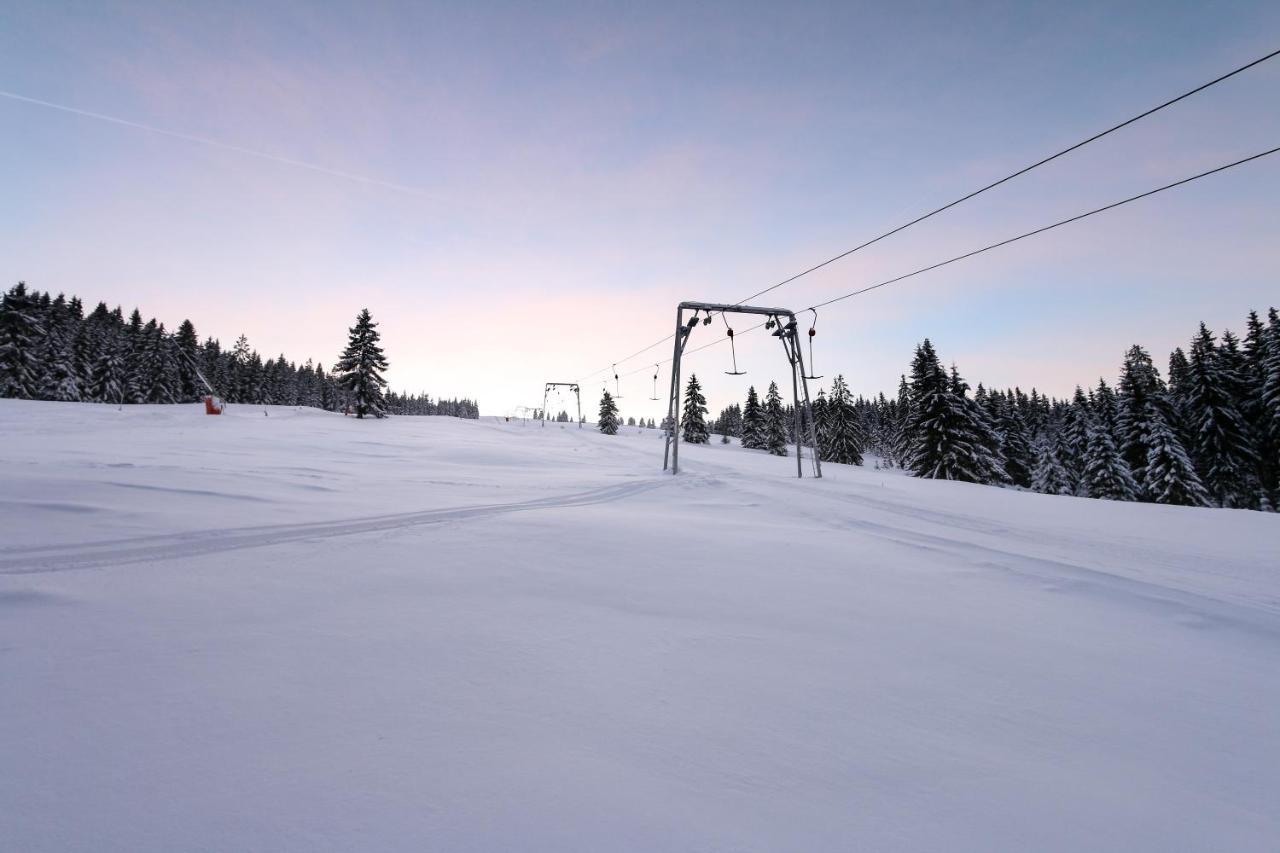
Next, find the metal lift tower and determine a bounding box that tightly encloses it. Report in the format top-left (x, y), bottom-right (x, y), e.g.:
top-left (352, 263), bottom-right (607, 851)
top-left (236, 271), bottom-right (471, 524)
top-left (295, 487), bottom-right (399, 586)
top-left (541, 382), bottom-right (582, 428)
top-left (663, 302), bottom-right (821, 478)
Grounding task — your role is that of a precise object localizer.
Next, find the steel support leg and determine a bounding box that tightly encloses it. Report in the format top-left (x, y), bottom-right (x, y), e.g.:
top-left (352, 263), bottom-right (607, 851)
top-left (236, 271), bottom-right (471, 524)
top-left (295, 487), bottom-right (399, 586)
top-left (663, 307), bottom-right (684, 472)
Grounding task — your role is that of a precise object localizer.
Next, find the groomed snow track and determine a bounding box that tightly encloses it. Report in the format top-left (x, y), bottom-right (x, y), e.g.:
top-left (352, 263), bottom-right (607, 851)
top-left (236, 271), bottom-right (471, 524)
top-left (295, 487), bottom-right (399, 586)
top-left (0, 479), bottom-right (667, 574)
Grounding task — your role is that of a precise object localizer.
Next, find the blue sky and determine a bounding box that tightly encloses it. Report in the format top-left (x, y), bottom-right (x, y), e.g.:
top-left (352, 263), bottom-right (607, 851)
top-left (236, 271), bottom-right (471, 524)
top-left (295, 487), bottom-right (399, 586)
top-left (2, 1), bottom-right (1277, 418)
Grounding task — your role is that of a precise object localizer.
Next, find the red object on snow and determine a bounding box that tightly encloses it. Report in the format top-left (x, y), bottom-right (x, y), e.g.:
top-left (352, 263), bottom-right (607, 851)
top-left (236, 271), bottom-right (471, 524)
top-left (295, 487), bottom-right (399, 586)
top-left (204, 395), bottom-right (224, 415)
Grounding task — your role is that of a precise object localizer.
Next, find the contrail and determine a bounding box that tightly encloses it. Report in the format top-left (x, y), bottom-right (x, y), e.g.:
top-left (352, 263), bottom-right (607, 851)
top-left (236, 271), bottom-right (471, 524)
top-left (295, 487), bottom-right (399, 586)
top-left (0, 89), bottom-right (439, 198)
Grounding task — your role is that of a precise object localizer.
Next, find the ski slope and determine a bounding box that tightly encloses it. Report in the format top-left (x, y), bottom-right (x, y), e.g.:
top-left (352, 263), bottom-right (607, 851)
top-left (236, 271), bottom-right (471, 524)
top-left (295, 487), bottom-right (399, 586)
top-left (2, 400), bottom-right (1278, 852)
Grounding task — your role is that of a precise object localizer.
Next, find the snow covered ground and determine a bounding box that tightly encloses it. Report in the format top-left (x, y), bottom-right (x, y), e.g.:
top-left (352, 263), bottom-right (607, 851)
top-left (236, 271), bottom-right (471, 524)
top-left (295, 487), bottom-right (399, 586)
top-left (2, 399), bottom-right (1278, 852)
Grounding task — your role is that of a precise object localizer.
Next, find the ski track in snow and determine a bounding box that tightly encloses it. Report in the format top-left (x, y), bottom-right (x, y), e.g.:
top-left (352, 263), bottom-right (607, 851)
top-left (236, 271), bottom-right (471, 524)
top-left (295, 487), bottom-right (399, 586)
top-left (0, 478), bottom-right (667, 574)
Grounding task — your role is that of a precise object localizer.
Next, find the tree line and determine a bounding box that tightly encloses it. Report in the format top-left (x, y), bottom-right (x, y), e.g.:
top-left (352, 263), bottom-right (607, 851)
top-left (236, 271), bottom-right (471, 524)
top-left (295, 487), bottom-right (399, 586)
top-left (662, 306), bottom-right (1279, 511)
top-left (0, 283), bottom-right (478, 420)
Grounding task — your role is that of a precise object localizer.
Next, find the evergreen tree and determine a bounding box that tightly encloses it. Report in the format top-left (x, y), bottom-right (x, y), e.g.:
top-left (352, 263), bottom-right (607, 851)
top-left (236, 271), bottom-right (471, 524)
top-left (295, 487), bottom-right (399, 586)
top-left (122, 309), bottom-right (147, 404)
top-left (951, 366), bottom-right (1009, 484)
top-left (822, 375), bottom-right (864, 465)
top-left (174, 319), bottom-right (201, 401)
top-left (1082, 418), bottom-right (1138, 501)
top-left (0, 283), bottom-right (41, 398)
top-left (1260, 309), bottom-right (1280, 502)
top-left (38, 294), bottom-right (82, 401)
top-left (1092, 379), bottom-right (1120, 436)
top-left (741, 385), bottom-right (765, 449)
top-left (1166, 346), bottom-right (1196, 449)
top-left (904, 343), bottom-right (1007, 483)
top-left (71, 323), bottom-right (96, 396)
top-left (811, 389), bottom-right (829, 453)
top-left (681, 373), bottom-right (709, 444)
top-left (1186, 323), bottom-right (1257, 507)
top-left (1143, 404), bottom-right (1212, 507)
top-left (1060, 386), bottom-right (1091, 492)
top-left (89, 339), bottom-right (126, 404)
top-left (1030, 433), bottom-right (1073, 495)
top-left (763, 381), bottom-right (789, 456)
top-left (1116, 344), bottom-right (1166, 494)
top-left (228, 334), bottom-right (252, 402)
top-left (996, 394), bottom-right (1033, 487)
top-left (885, 376), bottom-right (913, 468)
top-left (598, 389), bottom-right (619, 435)
top-left (334, 308), bottom-right (389, 418)
top-left (141, 322), bottom-right (181, 404)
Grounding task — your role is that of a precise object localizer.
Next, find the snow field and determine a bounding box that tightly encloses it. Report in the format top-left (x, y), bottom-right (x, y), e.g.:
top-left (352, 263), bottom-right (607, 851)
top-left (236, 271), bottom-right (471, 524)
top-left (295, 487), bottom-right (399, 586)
top-left (2, 400), bottom-right (1278, 852)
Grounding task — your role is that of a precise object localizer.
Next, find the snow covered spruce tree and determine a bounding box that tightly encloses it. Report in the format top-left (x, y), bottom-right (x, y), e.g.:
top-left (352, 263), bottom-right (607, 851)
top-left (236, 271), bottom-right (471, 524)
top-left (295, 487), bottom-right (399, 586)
top-left (173, 319), bottom-right (202, 401)
top-left (1115, 344), bottom-right (1166, 495)
top-left (1030, 433), bottom-right (1073, 495)
top-left (882, 377), bottom-right (914, 468)
top-left (1059, 386), bottom-right (1091, 491)
top-left (598, 389), bottom-right (619, 435)
top-left (334, 308), bottom-right (389, 418)
top-left (37, 293), bottom-right (81, 402)
top-left (903, 341), bottom-right (1004, 483)
top-left (811, 389), bottom-right (829, 453)
top-left (0, 282), bottom-right (41, 398)
top-left (991, 392), bottom-right (1033, 487)
top-left (763, 381), bottom-right (789, 456)
top-left (1186, 323), bottom-right (1259, 508)
top-left (821, 375), bottom-right (864, 465)
top-left (741, 385), bottom-right (765, 449)
top-left (1081, 415), bottom-right (1138, 501)
top-left (1143, 404), bottom-right (1211, 507)
top-left (1261, 310), bottom-right (1280, 505)
top-left (682, 374), bottom-right (709, 444)
top-left (89, 340), bottom-right (126, 404)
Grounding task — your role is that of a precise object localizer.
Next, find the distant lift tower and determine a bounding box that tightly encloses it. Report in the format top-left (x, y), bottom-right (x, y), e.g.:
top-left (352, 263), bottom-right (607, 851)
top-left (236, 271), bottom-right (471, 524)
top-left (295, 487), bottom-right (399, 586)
top-left (663, 302), bottom-right (822, 478)
top-left (541, 382), bottom-right (583, 428)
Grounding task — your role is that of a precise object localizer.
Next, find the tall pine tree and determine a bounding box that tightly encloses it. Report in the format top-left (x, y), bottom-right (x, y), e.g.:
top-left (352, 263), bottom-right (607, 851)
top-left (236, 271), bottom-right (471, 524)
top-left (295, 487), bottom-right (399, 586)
top-left (763, 381), bottom-right (789, 456)
top-left (1030, 433), bottom-right (1073, 496)
top-left (334, 308), bottom-right (389, 419)
top-left (741, 385), bottom-right (765, 450)
top-left (822, 375), bottom-right (864, 465)
top-left (0, 283), bottom-right (41, 398)
top-left (681, 374), bottom-right (709, 444)
top-left (1082, 416), bottom-right (1138, 501)
top-left (598, 389), bottom-right (619, 435)
top-left (1186, 323), bottom-right (1257, 507)
top-left (1143, 404), bottom-right (1211, 507)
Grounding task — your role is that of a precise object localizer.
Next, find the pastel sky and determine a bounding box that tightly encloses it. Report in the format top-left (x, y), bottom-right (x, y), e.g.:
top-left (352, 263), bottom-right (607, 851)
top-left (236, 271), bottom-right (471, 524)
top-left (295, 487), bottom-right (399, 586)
top-left (3, 0), bottom-right (1277, 420)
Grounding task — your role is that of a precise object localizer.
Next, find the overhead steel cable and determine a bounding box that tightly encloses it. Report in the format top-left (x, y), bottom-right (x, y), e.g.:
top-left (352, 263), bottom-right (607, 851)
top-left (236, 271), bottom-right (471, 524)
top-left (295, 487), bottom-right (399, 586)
top-left (804, 144), bottom-right (1280, 311)
top-left (733, 46), bottom-right (1280, 306)
top-left (573, 46), bottom-right (1280, 383)
top-left (613, 145), bottom-right (1280, 376)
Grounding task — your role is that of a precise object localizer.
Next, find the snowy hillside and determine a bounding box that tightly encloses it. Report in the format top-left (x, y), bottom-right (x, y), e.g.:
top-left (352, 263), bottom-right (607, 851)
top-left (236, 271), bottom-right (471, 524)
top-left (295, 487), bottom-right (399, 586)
top-left (2, 399), bottom-right (1278, 852)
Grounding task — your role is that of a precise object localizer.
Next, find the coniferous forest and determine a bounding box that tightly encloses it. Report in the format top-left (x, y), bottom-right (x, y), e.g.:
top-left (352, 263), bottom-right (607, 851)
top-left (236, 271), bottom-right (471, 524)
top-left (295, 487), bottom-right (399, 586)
top-left (704, 306), bottom-right (1279, 511)
top-left (0, 283), bottom-right (478, 419)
